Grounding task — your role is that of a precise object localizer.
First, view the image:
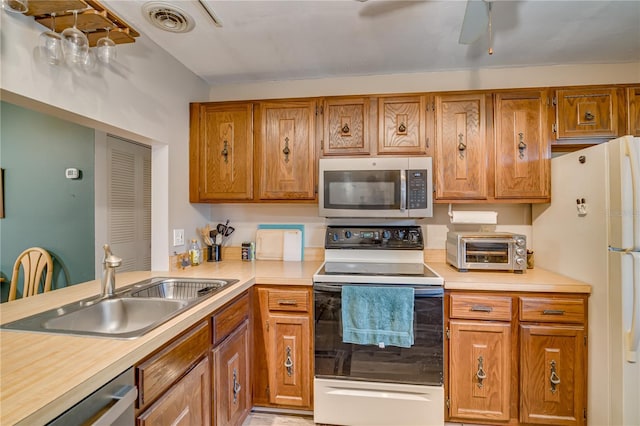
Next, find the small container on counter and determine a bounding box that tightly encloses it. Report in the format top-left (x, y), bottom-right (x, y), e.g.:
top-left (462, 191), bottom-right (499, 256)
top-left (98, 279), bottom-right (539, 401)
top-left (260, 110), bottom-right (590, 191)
top-left (242, 242), bottom-right (255, 261)
top-left (208, 244), bottom-right (221, 262)
top-left (189, 239), bottom-right (201, 266)
top-left (527, 249), bottom-right (534, 269)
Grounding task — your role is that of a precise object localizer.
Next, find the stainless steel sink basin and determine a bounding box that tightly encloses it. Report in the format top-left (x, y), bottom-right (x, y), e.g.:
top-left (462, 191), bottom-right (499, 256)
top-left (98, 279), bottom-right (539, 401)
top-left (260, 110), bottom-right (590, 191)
top-left (1, 277), bottom-right (239, 339)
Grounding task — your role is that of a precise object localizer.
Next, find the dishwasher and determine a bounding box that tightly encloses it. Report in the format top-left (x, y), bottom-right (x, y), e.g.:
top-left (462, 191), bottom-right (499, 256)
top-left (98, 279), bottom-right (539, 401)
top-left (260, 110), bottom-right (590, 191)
top-left (47, 368), bottom-right (137, 426)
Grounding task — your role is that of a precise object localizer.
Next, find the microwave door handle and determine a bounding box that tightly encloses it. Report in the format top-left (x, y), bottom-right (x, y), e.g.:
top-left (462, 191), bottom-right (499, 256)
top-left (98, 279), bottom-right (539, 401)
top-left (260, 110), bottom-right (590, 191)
top-left (400, 171), bottom-right (407, 211)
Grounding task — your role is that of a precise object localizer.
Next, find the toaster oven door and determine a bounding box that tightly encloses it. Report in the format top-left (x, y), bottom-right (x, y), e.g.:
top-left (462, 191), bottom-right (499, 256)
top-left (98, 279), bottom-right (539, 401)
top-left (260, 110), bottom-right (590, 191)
top-left (462, 239), bottom-right (512, 268)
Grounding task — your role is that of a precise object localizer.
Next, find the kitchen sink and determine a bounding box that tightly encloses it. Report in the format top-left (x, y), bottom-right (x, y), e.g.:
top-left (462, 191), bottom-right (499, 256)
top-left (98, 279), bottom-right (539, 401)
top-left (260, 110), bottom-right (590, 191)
top-left (0, 277), bottom-right (239, 339)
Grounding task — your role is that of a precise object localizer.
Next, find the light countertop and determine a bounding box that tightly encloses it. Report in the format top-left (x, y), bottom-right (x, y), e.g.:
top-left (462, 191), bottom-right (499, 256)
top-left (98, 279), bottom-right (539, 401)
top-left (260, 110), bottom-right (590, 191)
top-left (0, 258), bottom-right (587, 425)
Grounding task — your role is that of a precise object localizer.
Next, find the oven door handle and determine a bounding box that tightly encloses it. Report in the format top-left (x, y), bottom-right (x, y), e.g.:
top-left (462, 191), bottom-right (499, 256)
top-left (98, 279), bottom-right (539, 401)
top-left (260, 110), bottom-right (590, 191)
top-left (313, 283), bottom-right (444, 297)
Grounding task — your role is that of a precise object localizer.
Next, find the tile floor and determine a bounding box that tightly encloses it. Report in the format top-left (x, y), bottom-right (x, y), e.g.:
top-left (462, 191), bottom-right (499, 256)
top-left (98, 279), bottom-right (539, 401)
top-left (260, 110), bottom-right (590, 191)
top-left (242, 412), bottom-right (316, 425)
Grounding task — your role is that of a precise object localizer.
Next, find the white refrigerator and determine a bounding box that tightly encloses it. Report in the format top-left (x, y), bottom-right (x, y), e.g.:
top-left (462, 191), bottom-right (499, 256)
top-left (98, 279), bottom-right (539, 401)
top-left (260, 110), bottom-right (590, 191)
top-left (532, 135), bottom-right (640, 426)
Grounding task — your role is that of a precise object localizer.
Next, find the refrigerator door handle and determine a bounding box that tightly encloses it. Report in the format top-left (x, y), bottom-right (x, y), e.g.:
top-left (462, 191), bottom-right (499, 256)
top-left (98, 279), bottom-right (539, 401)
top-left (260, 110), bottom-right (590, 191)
top-left (623, 137), bottom-right (640, 251)
top-left (626, 251), bottom-right (640, 363)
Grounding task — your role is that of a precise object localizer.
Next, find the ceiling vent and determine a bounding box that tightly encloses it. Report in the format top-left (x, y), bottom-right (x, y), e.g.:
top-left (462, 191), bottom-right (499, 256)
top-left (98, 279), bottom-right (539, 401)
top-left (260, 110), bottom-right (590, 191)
top-left (142, 2), bottom-right (195, 33)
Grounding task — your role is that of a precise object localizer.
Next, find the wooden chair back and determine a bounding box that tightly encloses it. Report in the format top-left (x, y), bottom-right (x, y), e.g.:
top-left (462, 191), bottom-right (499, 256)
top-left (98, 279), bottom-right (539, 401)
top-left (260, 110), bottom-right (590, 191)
top-left (9, 247), bottom-right (53, 301)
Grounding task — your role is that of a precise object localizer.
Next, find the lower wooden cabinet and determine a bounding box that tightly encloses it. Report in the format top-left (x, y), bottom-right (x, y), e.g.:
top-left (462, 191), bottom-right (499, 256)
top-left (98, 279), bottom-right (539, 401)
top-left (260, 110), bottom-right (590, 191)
top-left (520, 325), bottom-right (586, 425)
top-left (446, 291), bottom-right (588, 426)
top-left (253, 285), bottom-right (313, 410)
top-left (449, 320), bottom-right (511, 422)
top-left (138, 356), bottom-right (211, 426)
top-left (212, 320), bottom-right (251, 426)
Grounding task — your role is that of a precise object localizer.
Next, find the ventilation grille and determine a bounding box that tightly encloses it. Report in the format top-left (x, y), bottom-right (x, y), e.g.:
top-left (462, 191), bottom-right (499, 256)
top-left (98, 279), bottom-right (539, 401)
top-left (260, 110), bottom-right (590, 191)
top-left (143, 2), bottom-right (195, 33)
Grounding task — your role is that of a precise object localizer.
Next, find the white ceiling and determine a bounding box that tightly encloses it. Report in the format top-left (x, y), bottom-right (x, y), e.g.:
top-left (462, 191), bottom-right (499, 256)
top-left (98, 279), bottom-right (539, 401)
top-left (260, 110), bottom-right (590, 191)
top-left (104, 0), bottom-right (640, 86)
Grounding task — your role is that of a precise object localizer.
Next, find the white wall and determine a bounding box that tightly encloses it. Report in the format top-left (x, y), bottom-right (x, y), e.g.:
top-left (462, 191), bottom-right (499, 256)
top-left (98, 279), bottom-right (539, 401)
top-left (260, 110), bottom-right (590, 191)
top-left (0, 11), bottom-right (210, 270)
top-left (208, 62), bottom-right (640, 101)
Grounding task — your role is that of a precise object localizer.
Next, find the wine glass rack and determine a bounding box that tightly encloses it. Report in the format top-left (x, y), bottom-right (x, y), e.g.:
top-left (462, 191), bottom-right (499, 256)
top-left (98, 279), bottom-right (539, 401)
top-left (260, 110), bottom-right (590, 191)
top-left (25, 0), bottom-right (139, 47)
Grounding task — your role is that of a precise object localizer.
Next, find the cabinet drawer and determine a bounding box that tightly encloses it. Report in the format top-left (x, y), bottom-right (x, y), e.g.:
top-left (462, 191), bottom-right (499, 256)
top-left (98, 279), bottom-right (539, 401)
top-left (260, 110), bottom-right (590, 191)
top-left (519, 297), bottom-right (585, 323)
top-left (136, 320), bottom-right (210, 408)
top-left (450, 294), bottom-right (512, 321)
top-left (212, 292), bottom-right (249, 346)
top-left (267, 288), bottom-right (310, 312)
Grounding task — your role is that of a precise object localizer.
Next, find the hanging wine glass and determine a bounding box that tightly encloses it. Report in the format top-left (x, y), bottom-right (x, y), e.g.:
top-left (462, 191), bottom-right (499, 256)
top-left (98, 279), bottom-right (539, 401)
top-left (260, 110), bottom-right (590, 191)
top-left (61, 10), bottom-right (89, 65)
top-left (96, 27), bottom-right (116, 64)
top-left (38, 13), bottom-right (63, 65)
top-left (1, 0), bottom-right (28, 14)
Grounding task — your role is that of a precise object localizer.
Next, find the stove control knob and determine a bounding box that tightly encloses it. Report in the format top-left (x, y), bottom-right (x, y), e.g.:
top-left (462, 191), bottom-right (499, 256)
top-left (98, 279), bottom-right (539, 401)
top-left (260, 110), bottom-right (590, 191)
top-left (344, 230), bottom-right (352, 239)
top-left (331, 233), bottom-right (339, 242)
top-left (396, 230), bottom-right (406, 240)
top-left (382, 230), bottom-right (391, 240)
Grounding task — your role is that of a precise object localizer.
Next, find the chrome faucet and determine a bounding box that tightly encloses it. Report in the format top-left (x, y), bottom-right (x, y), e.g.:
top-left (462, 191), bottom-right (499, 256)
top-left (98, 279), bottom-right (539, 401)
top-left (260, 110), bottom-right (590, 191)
top-left (101, 244), bottom-right (122, 298)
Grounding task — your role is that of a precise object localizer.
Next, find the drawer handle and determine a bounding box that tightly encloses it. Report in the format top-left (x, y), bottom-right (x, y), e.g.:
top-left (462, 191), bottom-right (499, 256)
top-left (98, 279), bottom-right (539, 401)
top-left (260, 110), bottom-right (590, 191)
top-left (476, 355), bottom-right (487, 388)
top-left (282, 137), bottom-right (291, 163)
top-left (470, 305), bottom-right (493, 313)
top-left (543, 309), bottom-right (565, 315)
top-left (232, 368), bottom-right (241, 404)
top-left (549, 360), bottom-right (561, 393)
top-left (221, 140), bottom-right (229, 163)
top-left (284, 346), bottom-right (294, 376)
top-left (278, 299), bottom-right (298, 306)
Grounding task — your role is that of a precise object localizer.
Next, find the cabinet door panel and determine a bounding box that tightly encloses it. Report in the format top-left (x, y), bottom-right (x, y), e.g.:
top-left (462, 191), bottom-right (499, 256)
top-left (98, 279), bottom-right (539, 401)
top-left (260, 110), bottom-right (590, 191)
top-left (267, 314), bottom-right (311, 408)
top-left (556, 88), bottom-right (617, 139)
top-left (258, 101), bottom-right (316, 200)
top-left (494, 92), bottom-right (550, 199)
top-left (435, 94), bottom-right (487, 199)
top-left (449, 320), bottom-right (511, 422)
top-left (138, 357), bottom-right (210, 426)
top-left (213, 321), bottom-right (250, 426)
top-left (195, 103), bottom-right (253, 201)
top-left (520, 324), bottom-right (585, 426)
top-left (628, 86), bottom-right (640, 136)
top-left (378, 96), bottom-right (426, 155)
top-left (324, 97), bottom-right (370, 155)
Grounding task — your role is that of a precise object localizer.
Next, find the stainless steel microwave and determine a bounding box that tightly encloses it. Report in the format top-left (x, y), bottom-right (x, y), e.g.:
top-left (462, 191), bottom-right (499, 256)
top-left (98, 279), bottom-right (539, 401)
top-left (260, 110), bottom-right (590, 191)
top-left (446, 232), bottom-right (527, 273)
top-left (319, 157), bottom-right (433, 218)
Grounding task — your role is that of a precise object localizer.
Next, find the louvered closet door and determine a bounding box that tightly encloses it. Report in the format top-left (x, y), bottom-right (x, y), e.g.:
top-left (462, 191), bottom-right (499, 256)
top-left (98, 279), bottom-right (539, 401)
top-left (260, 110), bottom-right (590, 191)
top-left (107, 135), bottom-right (151, 272)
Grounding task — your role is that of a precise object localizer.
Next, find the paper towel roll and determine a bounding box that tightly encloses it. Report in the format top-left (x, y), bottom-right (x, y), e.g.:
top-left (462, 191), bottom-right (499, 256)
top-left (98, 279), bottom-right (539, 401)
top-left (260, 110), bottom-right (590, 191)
top-left (450, 211), bottom-right (498, 224)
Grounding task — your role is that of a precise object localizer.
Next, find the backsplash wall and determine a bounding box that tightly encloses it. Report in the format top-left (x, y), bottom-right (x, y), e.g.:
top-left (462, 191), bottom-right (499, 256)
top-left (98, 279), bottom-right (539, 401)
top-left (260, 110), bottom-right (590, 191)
top-left (202, 203), bottom-right (532, 254)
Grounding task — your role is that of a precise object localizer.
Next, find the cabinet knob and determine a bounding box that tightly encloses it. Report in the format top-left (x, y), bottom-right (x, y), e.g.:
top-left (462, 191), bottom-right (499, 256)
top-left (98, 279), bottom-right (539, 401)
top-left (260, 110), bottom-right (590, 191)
top-left (458, 133), bottom-right (467, 159)
top-left (282, 137), bottom-right (291, 163)
top-left (232, 367), bottom-right (241, 404)
top-left (549, 360), bottom-right (561, 393)
top-left (341, 123), bottom-right (350, 134)
top-left (476, 355), bottom-right (487, 388)
top-left (221, 140), bottom-right (229, 163)
top-left (518, 132), bottom-right (527, 159)
top-left (584, 111), bottom-right (595, 121)
top-left (398, 122), bottom-right (407, 133)
top-left (284, 345), bottom-right (294, 376)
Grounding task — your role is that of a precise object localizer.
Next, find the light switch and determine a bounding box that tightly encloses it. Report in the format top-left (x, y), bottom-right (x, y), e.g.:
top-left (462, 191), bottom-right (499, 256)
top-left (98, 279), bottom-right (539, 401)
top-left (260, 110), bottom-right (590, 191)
top-left (173, 229), bottom-right (185, 246)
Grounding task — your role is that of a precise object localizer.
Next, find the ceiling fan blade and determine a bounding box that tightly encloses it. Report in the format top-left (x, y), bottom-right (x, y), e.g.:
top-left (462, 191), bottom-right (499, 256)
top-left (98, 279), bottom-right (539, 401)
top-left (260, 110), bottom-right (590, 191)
top-left (459, 0), bottom-right (489, 45)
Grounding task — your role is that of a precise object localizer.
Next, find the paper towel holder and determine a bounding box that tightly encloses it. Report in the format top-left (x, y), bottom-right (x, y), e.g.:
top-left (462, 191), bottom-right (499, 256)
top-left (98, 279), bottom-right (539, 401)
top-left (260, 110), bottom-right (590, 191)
top-left (448, 204), bottom-right (498, 225)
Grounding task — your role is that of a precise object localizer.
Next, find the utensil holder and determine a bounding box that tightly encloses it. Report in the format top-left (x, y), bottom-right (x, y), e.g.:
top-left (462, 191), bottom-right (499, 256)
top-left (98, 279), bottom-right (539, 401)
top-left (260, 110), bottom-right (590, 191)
top-left (208, 244), bottom-right (221, 262)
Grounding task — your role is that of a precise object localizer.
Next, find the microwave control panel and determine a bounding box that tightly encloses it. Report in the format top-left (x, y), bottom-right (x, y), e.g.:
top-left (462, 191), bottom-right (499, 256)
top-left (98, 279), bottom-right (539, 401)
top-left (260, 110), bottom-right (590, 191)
top-left (407, 170), bottom-right (428, 210)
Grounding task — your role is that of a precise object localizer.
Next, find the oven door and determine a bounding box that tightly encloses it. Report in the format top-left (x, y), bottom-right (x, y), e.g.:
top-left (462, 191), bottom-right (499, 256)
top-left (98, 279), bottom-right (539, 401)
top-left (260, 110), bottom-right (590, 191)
top-left (314, 282), bottom-right (443, 386)
top-left (461, 238), bottom-right (514, 270)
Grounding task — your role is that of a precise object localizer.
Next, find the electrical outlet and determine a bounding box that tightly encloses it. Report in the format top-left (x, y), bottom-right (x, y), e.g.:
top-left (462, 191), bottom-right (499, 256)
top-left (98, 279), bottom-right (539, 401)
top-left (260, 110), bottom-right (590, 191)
top-left (173, 229), bottom-right (185, 246)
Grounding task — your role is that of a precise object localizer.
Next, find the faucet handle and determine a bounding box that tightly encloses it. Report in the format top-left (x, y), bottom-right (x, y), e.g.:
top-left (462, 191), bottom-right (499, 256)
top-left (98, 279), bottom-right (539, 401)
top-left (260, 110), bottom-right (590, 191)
top-left (103, 244), bottom-right (122, 267)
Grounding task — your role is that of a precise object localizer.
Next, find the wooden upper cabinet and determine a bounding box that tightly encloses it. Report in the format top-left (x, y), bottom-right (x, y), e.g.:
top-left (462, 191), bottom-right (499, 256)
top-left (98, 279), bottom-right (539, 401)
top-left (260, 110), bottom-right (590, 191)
top-left (435, 93), bottom-right (487, 200)
top-left (378, 96), bottom-right (427, 155)
top-left (494, 91), bottom-right (550, 200)
top-left (323, 97), bottom-right (370, 156)
top-left (555, 87), bottom-right (618, 139)
top-left (627, 86), bottom-right (640, 136)
top-left (189, 102), bottom-right (253, 202)
top-left (256, 100), bottom-right (317, 200)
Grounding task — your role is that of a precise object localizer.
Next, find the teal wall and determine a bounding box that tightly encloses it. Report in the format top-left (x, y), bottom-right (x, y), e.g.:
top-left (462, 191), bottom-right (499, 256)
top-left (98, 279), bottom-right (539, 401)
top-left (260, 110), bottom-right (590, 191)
top-left (0, 102), bottom-right (95, 302)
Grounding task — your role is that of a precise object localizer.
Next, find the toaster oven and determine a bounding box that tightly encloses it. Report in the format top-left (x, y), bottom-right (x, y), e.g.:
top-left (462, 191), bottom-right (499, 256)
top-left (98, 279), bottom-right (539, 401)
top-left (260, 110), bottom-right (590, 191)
top-left (446, 232), bottom-right (527, 273)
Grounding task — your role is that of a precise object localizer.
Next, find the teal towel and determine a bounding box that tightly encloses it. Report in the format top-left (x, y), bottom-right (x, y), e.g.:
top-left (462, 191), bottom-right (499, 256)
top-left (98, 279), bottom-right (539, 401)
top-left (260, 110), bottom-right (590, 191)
top-left (341, 286), bottom-right (415, 348)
